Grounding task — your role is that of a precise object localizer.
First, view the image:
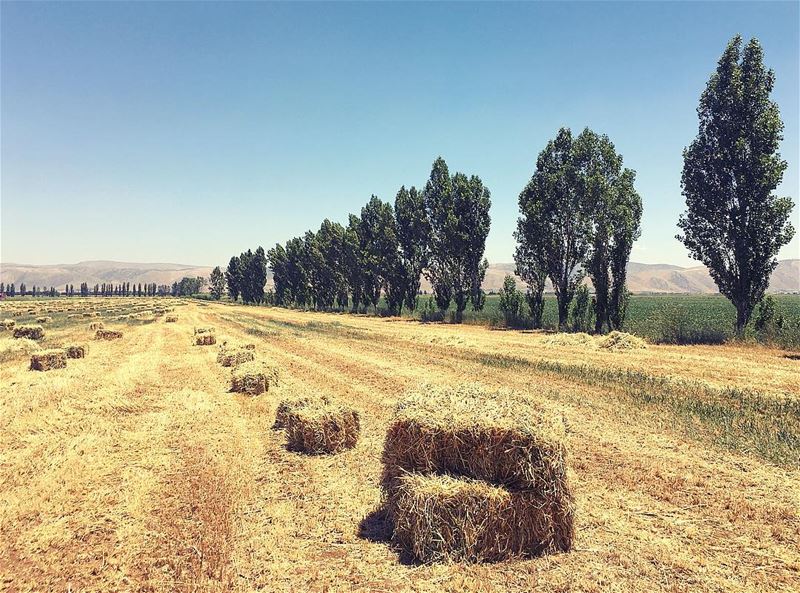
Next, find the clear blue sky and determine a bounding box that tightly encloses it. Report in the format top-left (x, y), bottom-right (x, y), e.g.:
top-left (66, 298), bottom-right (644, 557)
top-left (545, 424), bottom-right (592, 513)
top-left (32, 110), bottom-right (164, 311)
top-left (2, 1), bottom-right (798, 267)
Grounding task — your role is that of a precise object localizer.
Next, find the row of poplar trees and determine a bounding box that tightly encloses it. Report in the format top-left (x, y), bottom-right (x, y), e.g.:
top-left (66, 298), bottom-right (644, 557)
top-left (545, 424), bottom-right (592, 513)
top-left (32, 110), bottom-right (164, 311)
top-left (225, 158), bottom-right (492, 322)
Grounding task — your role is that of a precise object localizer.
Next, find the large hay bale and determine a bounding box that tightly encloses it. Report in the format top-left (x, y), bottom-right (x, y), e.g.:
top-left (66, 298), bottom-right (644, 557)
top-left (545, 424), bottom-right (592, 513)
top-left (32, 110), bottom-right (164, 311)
top-left (381, 384), bottom-right (574, 559)
top-left (285, 401), bottom-right (360, 454)
top-left (216, 345), bottom-right (256, 367)
top-left (382, 384), bottom-right (570, 493)
top-left (597, 331), bottom-right (647, 350)
top-left (165, 315), bottom-right (178, 323)
top-left (64, 345), bottom-right (87, 359)
top-left (30, 349), bottom-right (67, 371)
top-left (388, 473), bottom-right (571, 563)
top-left (89, 322), bottom-right (105, 330)
top-left (274, 394), bottom-right (331, 429)
top-left (195, 333), bottom-right (217, 346)
top-left (230, 361), bottom-right (279, 395)
top-left (95, 329), bottom-right (123, 340)
top-left (13, 325), bottom-right (44, 340)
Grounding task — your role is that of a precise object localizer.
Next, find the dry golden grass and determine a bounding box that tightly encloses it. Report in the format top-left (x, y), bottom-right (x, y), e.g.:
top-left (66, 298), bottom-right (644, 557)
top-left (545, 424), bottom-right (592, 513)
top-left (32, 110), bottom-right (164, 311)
top-left (0, 299), bottom-right (798, 592)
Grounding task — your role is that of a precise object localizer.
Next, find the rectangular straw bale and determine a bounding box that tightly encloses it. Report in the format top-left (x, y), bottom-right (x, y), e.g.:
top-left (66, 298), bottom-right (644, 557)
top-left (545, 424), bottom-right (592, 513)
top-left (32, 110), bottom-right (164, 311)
top-left (382, 384), bottom-right (569, 493)
top-left (230, 360), bottom-right (279, 395)
top-left (64, 345), bottom-right (87, 359)
top-left (165, 315), bottom-right (178, 323)
top-left (216, 343), bottom-right (256, 367)
top-left (89, 322), bottom-right (104, 330)
top-left (30, 349), bottom-right (67, 371)
top-left (95, 329), bottom-right (123, 340)
top-left (13, 325), bottom-right (44, 340)
top-left (388, 473), bottom-right (572, 563)
top-left (274, 394), bottom-right (331, 429)
top-left (285, 401), bottom-right (360, 454)
top-left (195, 333), bottom-right (216, 346)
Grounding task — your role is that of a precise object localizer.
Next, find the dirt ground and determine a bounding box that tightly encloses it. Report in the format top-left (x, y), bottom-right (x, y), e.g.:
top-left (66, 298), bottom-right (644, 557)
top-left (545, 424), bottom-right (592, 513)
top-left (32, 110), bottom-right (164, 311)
top-left (1, 300), bottom-right (798, 592)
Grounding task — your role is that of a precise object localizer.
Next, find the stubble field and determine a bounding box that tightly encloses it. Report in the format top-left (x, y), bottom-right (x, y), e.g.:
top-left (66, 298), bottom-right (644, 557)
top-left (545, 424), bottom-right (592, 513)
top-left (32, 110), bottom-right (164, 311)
top-left (1, 298), bottom-right (798, 592)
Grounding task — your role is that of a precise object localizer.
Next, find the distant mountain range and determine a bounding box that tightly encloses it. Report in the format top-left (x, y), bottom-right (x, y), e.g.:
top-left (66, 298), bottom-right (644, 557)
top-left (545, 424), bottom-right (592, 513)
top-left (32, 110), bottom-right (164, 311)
top-left (0, 259), bottom-right (797, 294)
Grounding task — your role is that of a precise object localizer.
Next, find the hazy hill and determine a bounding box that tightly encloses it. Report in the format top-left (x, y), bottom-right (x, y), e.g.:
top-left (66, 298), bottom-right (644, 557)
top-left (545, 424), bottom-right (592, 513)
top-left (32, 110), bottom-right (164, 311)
top-left (1, 259), bottom-right (797, 294)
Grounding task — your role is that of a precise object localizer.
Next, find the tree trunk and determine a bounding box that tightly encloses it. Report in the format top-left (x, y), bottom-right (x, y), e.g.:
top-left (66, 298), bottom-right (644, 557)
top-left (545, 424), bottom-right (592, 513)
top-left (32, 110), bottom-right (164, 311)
top-left (735, 302), bottom-right (749, 337)
top-left (557, 294), bottom-right (569, 331)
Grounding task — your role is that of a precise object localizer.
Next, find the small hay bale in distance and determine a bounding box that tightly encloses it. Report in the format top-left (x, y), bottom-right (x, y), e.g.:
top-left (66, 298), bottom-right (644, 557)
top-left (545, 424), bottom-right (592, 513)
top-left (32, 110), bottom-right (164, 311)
top-left (285, 400), bottom-right (360, 454)
top-left (95, 329), bottom-right (123, 340)
top-left (165, 315), bottom-right (178, 323)
top-left (89, 322), bottom-right (104, 330)
top-left (30, 349), bottom-right (67, 371)
top-left (216, 345), bottom-right (256, 367)
top-left (274, 393), bottom-right (331, 429)
top-left (194, 326), bottom-right (215, 335)
top-left (1, 319), bottom-right (15, 330)
top-left (13, 325), bottom-right (44, 340)
top-left (64, 345), bottom-right (87, 359)
top-left (389, 473), bottom-right (568, 563)
top-left (597, 331), bottom-right (647, 350)
top-left (230, 360), bottom-right (279, 395)
top-left (382, 384), bottom-right (574, 557)
top-left (195, 333), bottom-right (217, 346)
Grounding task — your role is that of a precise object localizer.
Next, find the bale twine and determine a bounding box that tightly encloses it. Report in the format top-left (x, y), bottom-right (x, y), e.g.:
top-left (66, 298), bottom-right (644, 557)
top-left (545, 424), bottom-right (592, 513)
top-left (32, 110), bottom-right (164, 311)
top-left (195, 333), bottom-right (217, 346)
top-left (30, 349), bottom-right (67, 371)
top-left (381, 384), bottom-right (574, 561)
top-left (89, 322), bottom-right (105, 330)
top-left (95, 329), bottom-right (123, 340)
top-left (274, 394), bottom-right (331, 429)
top-left (13, 325), bottom-right (44, 340)
top-left (285, 401), bottom-right (360, 454)
top-left (64, 345), bottom-right (87, 359)
top-left (230, 361), bottom-right (279, 395)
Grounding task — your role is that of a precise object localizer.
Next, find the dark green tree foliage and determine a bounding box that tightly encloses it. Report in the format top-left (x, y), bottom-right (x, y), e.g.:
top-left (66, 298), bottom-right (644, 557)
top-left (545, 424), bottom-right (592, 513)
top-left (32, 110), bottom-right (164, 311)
top-left (423, 158), bottom-right (492, 322)
top-left (209, 266), bottom-right (225, 300)
top-left (285, 237), bottom-right (311, 307)
top-left (516, 129), bottom-right (591, 330)
top-left (498, 275), bottom-right (525, 327)
top-left (305, 220), bottom-right (347, 310)
top-left (267, 244), bottom-right (289, 306)
top-left (343, 215), bottom-right (364, 312)
top-left (394, 186), bottom-right (430, 312)
top-left (573, 129), bottom-right (642, 333)
top-left (359, 196), bottom-right (401, 312)
top-left (571, 285), bottom-right (593, 332)
top-left (678, 36), bottom-right (795, 334)
top-left (513, 241), bottom-right (547, 329)
top-left (238, 247), bottom-right (268, 304)
top-left (226, 256), bottom-right (242, 302)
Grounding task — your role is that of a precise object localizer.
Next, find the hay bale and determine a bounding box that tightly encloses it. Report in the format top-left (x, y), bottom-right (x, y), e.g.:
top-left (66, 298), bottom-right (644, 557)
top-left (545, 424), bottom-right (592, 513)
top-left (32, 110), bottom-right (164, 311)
top-left (89, 322), bottom-right (105, 330)
top-left (388, 473), bottom-right (572, 563)
top-left (64, 345), bottom-right (87, 359)
top-left (13, 325), bottom-right (44, 340)
top-left (597, 331), bottom-right (647, 350)
top-left (1, 319), bottom-right (15, 330)
top-left (381, 384), bottom-right (574, 559)
top-left (95, 329), bottom-right (123, 340)
top-left (274, 394), bottom-right (331, 429)
top-left (165, 315), bottom-right (178, 323)
top-left (195, 333), bottom-right (217, 346)
top-left (30, 349), bottom-right (67, 371)
top-left (82, 312), bottom-right (93, 318)
top-left (382, 384), bottom-right (570, 492)
top-left (543, 332), bottom-right (596, 348)
top-left (230, 360), bottom-right (278, 395)
top-left (285, 401), bottom-right (360, 454)
top-left (35, 316), bottom-right (52, 324)
top-left (216, 345), bottom-right (256, 367)
top-left (194, 326), bottom-right (215, 335)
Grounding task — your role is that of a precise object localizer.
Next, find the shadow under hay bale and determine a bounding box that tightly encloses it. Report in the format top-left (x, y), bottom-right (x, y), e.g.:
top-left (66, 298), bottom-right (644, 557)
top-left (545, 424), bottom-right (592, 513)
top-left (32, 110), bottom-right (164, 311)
top-left (195, 333), bottom-right (217, 346)
top-left (13, 325), bottom-right (44, 340)
top-left (230, 361), bottom-right (278, 395)
top-left (95, 329), bottom-right (123, 340)
top-left (285, 401), bottom-right (360, 454)
top-left (274, 394), bottom-right (331, 429)
top-left (381, 384), bottom-right (575, 562)
top-left (30, 349), bottom-right (67, 371)
top-left (216, 346), bottom-right (255, 367)
top-left (64, 345), bottom-right (87, 359)
top-left (89, 322), bottom-right (104, 330)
